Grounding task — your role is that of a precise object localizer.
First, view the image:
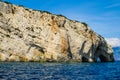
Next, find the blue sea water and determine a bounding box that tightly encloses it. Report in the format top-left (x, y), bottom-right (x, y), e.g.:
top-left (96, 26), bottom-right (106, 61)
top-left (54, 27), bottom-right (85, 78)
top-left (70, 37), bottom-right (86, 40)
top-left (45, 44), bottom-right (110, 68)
top-left (0, 61), bottom-right (120, 80)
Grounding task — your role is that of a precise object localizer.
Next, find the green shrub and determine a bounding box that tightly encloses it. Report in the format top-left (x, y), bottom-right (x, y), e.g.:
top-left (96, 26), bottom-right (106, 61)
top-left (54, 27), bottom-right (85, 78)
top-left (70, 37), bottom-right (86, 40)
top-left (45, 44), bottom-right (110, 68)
top-left (0, 12), bottom-right (3, 17)
top-left (3, 1), bottom-right (12, 4)
top-left (33, 9), bottom-right (51, 14)
top-left (81, 22), bottom-right (88, 27)
top-left (18, 5), bottom-right (24, 7)
top-left (25, 8), bottom-right (29, 11)
top-left (57, 14), bottom-right (67, 18)
top-left (42, 11), bottom-right (51, 14)
top-left (74, 20), bottom-right (80, 22)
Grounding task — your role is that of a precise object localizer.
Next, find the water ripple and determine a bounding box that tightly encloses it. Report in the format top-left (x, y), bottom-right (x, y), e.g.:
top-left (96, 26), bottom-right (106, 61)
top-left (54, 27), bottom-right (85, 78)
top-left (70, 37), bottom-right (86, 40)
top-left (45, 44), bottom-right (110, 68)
top-left (0, 62), bottom-right (120, 80)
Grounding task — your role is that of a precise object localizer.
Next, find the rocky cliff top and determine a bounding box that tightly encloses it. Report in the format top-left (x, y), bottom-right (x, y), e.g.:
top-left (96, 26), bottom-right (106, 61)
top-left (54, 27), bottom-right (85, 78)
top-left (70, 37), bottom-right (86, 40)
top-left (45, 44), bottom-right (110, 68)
top-left (0, 1), bottom-right (114, 62)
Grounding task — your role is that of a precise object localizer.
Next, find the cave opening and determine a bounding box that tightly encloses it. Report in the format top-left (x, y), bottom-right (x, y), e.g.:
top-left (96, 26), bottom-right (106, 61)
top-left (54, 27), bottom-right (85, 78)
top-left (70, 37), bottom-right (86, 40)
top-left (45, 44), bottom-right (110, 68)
top-left (97, 57), bottom-right (100, 62)
top-left (82, 56), bottom-right (88, 62)
top-left (96, 55), bottom-right (107, 62)
top-left (99, 55), bottom-right (108, 62)
top-left (95, 47), bottom-right (108, 62)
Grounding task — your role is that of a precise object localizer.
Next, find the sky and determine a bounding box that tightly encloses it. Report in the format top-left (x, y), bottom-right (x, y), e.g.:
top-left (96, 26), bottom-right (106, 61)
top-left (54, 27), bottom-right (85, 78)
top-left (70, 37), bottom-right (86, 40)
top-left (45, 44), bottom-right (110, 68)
top-left (2, 0), bottom-right (120, 47)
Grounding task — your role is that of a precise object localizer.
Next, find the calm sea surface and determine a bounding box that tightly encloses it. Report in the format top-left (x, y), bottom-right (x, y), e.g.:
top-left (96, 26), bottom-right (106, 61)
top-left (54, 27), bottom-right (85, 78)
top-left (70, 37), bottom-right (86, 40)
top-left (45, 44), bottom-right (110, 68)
top-left (0, 61), bottom-right (120, 80)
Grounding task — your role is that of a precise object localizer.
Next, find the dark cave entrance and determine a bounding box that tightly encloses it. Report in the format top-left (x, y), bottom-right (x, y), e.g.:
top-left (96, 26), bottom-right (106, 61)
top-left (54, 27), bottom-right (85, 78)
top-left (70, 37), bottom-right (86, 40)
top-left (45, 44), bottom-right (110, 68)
top-left (82, 56), bottom-right (88, 62)
top-left (99, 55), bottom-right (108, 62)
top-left (95, 47), bottom-right (108, 62)
top-left (97, 55), bottom-right (107, 62)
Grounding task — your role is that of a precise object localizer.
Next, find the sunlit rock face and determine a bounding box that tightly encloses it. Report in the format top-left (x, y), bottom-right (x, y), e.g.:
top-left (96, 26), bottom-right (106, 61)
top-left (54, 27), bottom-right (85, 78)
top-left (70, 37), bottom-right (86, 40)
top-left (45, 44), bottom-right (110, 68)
top-left (0, 2), bottom-right (114, 62)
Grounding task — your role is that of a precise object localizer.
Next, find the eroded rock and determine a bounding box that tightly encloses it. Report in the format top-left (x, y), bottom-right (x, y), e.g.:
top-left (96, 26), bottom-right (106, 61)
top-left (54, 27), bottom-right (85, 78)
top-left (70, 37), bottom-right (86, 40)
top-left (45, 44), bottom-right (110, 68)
top-left (0, 2), bottom-right (114, 62)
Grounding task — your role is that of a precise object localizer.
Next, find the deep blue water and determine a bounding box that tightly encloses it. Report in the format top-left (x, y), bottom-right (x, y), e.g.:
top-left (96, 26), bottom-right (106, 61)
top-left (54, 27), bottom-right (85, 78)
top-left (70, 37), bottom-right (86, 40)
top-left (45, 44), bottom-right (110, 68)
top-left (0, 61), bottom-right (120, 80)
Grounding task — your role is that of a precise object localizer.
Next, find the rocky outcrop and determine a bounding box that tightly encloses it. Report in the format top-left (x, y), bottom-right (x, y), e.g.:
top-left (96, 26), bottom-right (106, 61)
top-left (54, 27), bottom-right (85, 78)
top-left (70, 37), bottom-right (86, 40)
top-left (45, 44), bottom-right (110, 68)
top-left (0, 2), bottom-right (114, 62)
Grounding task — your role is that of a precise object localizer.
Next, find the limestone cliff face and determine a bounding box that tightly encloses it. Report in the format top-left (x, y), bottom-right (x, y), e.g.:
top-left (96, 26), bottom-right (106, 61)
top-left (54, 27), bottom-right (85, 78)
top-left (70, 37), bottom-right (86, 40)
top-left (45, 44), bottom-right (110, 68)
top-left (0, 2), bottom-right (114, 62)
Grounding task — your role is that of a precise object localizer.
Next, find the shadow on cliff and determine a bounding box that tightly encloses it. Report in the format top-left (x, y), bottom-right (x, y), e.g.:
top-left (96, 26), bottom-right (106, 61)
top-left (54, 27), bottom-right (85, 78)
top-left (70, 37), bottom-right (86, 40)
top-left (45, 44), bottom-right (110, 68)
top-left (79, 40), bottom-right (114, 62)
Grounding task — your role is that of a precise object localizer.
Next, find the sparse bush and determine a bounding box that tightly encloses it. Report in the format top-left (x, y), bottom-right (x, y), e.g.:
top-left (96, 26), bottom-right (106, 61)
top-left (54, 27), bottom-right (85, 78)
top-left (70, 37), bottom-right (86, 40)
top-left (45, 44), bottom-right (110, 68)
top-left (57, 14), bottom-right (67, 18)
top-left (12, 8), bottom-right (15, 14)
top-left (0, 12), bottom-right (3, 17)
top-left (25, 8), bottom-right (29, 11)
top-left (34, 9), bottom-right (41, 12)
top-left (74, 20), bottom-right (80, 22)
top-left (34, 9), bottom-right (51, 14)
top-left (81, 22), bottom-right (88, 27)
top-left (6, 34), bottom-right (10, 37)
top-left (3, 1), bottom-right (12, 4)
top-left (18, 5), bottom-right (24, 7)
top-left (42, 11), bottom-right (51, 14)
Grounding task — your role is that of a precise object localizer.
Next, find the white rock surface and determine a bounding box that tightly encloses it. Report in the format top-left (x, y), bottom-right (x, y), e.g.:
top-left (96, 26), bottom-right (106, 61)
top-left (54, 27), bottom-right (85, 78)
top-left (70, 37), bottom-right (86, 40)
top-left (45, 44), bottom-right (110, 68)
top-left (0, 2), bottom-right (114, 62)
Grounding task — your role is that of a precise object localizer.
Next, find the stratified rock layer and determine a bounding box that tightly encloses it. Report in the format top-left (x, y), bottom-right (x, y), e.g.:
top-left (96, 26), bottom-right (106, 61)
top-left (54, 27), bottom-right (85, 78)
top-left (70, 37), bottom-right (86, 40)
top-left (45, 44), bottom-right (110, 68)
top-left (0, 2), bottom-right (114, 62)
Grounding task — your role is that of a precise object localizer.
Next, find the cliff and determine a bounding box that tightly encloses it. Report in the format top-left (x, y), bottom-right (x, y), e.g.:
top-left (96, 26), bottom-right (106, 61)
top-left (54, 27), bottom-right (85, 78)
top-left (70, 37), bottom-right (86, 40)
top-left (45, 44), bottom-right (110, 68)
top-left (0, 2), bottom-right (114, 62)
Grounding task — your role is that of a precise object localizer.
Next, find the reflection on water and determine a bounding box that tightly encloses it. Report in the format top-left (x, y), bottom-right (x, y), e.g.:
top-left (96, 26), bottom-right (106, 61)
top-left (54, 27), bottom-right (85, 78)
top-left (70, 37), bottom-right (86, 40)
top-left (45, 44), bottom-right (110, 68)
top-left (0, 62), bottom-right (120, 80)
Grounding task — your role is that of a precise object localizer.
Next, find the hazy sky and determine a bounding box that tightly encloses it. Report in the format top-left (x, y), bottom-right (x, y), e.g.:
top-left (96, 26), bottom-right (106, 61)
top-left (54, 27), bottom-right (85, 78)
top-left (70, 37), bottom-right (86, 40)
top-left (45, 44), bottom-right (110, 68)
top-left (3, 0), bottom-right (120, 46)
